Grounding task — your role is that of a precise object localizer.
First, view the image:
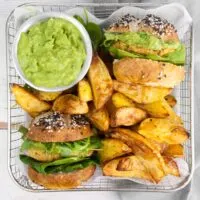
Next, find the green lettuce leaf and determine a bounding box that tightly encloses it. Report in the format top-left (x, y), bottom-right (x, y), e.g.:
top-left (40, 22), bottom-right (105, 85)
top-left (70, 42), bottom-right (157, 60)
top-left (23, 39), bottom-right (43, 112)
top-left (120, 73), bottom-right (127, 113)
top-left (109, 44), bottom-right (185, 65)
top-left (20, 155), bottom-right (96, 174)
top-left (21, 136), bottom-right (101, 158)
top-left (104, 32), bottom-right (185, 65)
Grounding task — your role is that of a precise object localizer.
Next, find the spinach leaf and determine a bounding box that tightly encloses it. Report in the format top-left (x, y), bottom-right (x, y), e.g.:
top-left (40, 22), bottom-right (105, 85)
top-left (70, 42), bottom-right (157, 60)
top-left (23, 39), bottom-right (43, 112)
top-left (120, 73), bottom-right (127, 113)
top-left (21, 136), bottom-right (101, 157)
top-left (18, 125), bottom-right (28, 138)
top-left (20, 155), bottom-right (89, 174)
top-left (74, 13), bottom-right (103, 52)
top-left (108, 45), bottom-right (185, 65)
top-left (45, 159), bottom-right (96, 174)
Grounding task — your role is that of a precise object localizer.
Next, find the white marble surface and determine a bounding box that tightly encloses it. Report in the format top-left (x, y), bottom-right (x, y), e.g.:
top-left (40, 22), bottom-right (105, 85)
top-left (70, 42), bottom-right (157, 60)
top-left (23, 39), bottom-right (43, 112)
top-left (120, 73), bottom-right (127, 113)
top-left (0, 0), bottom-right (200, 200)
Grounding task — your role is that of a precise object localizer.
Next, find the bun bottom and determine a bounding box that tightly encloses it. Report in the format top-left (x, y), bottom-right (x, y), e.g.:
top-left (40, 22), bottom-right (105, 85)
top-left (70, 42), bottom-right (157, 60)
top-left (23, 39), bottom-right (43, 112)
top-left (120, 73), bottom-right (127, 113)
top-left (28, 165), bottom-right (96, 189)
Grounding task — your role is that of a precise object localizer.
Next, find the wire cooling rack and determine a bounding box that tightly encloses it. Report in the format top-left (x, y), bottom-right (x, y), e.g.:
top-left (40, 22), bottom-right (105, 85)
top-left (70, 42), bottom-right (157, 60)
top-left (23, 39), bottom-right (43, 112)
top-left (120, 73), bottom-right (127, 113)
top-left (6, 2), bottom-right (194, 192)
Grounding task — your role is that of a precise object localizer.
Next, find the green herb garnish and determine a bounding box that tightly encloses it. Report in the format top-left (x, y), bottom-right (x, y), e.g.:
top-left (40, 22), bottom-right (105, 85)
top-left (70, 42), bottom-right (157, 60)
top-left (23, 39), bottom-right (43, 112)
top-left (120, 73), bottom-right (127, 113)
top-left (74, 10), bottom-right (103, 52)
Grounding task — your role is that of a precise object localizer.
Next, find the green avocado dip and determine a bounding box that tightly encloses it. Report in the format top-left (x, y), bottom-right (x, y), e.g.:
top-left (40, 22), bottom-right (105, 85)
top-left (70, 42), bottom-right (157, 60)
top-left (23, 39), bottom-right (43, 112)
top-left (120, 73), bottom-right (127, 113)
top-left (17, 18), bottom-right (86, 88)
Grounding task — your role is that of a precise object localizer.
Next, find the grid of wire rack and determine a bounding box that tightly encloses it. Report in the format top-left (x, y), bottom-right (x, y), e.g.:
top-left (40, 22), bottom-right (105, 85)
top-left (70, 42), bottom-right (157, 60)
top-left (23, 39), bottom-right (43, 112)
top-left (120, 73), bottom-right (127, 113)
top-left (7, 2), bottom-right (194, 192)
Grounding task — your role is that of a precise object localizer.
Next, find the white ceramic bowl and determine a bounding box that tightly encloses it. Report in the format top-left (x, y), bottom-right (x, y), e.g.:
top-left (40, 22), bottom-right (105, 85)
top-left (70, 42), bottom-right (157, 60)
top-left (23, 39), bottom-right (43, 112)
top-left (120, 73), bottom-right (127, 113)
top-left (13, 12), bottom-right (92, 92)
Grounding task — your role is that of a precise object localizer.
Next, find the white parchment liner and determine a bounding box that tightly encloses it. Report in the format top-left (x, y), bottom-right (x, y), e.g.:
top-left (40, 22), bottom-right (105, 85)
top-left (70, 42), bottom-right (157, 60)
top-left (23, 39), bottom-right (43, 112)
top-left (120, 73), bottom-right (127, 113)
top-left (14, 3), bottom-right (192, 187)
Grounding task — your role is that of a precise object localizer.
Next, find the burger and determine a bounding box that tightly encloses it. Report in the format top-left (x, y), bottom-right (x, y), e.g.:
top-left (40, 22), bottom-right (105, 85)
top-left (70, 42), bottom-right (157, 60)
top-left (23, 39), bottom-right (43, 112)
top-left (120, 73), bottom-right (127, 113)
top-left (20, 111), bottom-right (101, 189)
top-left (103, 14), bottom-right (185, 65)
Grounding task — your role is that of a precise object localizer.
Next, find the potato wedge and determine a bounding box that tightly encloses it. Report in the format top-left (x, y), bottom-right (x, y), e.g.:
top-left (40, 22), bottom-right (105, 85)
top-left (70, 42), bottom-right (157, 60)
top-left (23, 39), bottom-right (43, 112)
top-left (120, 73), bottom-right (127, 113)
top-left (110, 128), bottom-right (160, 156)
top-left (88, 55), bottom-right (113, 109)
top-left (98, 139), bottom-right (132, 163)
top-left (138, 118), bottom-right (189, 144)
top-left (136, 100), bottom-right (169, 118)
top-left (107, 98), bottom-right (146, 127)
top-left (163, 156), bottom-right (180, 177)
top-left (163, 144), bottom-right (184, 158)
top-left (103, 156), bottom-right (154, 182)
top-left (110, 107), bottom-right (146, 127)
top-left (52, 94), bottom-right (88, 114)
top-left (103, 154), bottom-right (179, 183)
top-left (87, 105), bottom-right (109, 131)
top-left (161, 99), bottom-right (183, 125)
top-left (110, 128), bottom-right (170, 174)
top-left (165, 95), bottom-right (177, 107)
top-left (112, 92), bottom-right (135, 108)
top-left (78, 79), bottom-right (93, 102)
top-left (11, 84), bottom-right (51, 117)
top-left (113, 80), bottom-right (172, 104)
top-left (33, 91), bottom-right (62, 101)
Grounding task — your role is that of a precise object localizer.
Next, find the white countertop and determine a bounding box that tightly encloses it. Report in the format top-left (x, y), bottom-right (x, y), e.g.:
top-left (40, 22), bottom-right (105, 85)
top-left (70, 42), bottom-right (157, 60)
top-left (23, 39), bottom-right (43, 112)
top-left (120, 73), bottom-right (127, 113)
top-left (1, 1), bottom-right (200, 200)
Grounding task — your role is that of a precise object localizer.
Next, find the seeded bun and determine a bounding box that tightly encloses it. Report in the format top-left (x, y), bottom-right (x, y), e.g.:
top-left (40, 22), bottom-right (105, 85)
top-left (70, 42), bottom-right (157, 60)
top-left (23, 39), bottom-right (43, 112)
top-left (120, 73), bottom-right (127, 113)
top-left (26, 112), bottom-right (93, 142)
top-left (28, 165), bottom-right (96, 189)
top-left (113, 58), bottom-right (185, 88)
top-left (107, 14), bottom-right (179, 42)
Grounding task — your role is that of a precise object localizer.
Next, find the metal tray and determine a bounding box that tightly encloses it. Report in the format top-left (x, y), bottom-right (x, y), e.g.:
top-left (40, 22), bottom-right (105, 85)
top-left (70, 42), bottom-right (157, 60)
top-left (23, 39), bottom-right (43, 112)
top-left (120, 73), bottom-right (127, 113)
top-left (6, 2), bottom-right (194, 192)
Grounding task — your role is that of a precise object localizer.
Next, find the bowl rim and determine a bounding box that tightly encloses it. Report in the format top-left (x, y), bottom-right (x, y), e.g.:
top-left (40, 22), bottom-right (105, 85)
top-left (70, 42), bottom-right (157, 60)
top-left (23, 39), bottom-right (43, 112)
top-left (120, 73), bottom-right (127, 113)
top-left (13, 12), bottom-right (93, 92)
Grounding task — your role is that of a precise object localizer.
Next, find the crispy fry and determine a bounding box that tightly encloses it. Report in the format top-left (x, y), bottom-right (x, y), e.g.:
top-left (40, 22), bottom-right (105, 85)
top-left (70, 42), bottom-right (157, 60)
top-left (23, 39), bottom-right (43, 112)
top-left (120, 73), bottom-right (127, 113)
top-left (52, 94), bottom-right (88, 114)
top-left (98, 139), bottom-right (132, 163)
top-left (11, 84), bottom-right (51, 117)
top-left (78, 79), bottom-right (93, 102)
top-left (113, 80), bottom-right (172, 104)
top-left (88, 55), bottom-right (113, 109)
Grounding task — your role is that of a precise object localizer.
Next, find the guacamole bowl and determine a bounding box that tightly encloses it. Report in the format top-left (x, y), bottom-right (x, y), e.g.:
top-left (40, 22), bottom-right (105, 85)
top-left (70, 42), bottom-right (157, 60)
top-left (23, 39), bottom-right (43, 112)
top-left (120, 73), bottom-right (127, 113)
top-left (13, 13), bottom-right (92, 92)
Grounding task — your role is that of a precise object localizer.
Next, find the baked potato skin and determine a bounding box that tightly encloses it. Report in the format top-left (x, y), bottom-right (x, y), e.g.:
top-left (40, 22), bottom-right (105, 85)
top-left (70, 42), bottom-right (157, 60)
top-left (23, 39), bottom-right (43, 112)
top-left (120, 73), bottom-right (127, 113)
top-left (52, 94), bottom-right (88, 114)
top-left (113, 80), bottom-right (172, 104)
top-left (88, 55), bottom-right (113, 110)
top-left (11, 84), bottom-right (51, 117)
top-left (98, 139), bottom-right (132, 163)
